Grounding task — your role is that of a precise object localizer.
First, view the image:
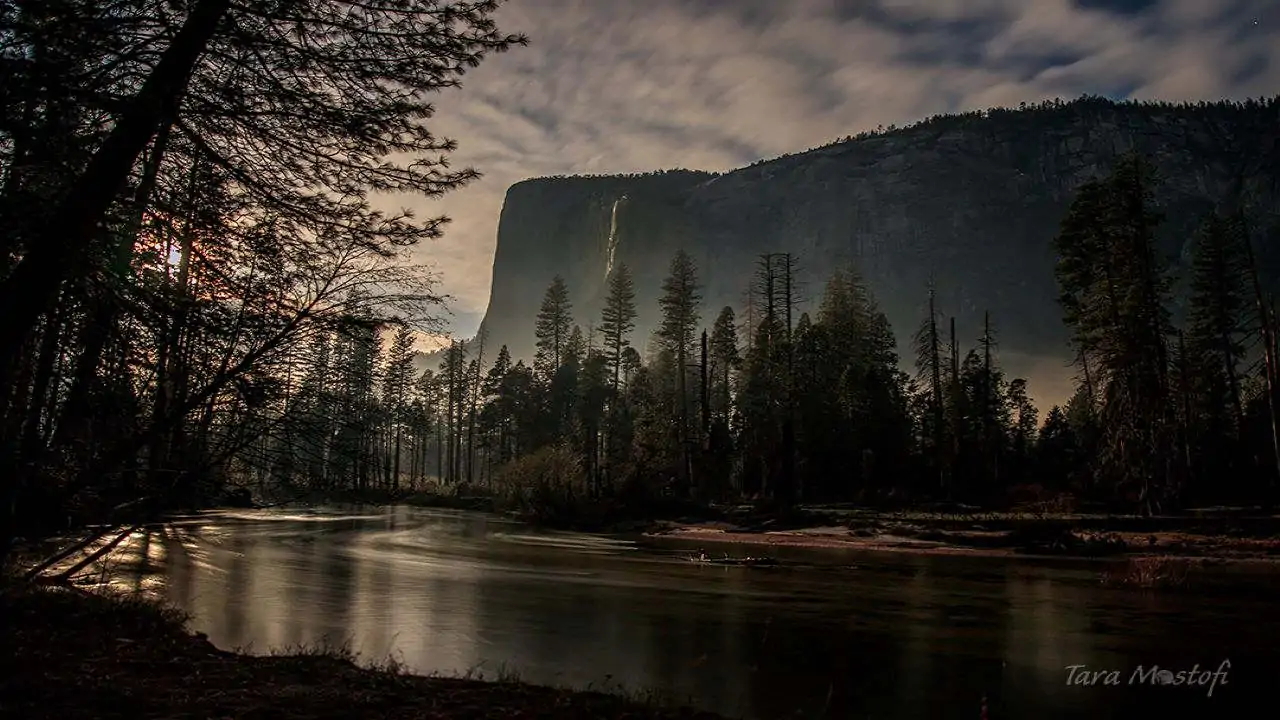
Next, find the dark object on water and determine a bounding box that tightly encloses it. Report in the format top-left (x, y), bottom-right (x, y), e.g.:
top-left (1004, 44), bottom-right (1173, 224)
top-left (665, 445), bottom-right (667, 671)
top-left (689, 549), bottom-right (778, 567)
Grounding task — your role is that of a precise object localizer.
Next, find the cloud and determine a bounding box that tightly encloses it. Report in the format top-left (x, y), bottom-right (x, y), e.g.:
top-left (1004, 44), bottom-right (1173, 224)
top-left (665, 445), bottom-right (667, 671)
top-left (389, 0), bottom-right (1279, 339)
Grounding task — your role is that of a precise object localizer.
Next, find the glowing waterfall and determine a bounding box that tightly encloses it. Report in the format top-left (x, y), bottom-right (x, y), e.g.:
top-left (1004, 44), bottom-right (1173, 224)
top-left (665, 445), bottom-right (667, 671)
top-left (604, 194), bottom-right (627, 278)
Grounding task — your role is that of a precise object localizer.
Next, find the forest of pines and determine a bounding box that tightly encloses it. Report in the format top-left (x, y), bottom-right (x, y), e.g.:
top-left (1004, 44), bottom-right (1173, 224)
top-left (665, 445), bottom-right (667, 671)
top-left (196, 154), bottom-right (1273, 524)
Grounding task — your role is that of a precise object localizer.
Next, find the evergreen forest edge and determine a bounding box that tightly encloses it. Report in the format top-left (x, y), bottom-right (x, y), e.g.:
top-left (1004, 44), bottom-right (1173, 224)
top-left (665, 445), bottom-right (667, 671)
top-left (221, 153), bottom-right (1280, 528)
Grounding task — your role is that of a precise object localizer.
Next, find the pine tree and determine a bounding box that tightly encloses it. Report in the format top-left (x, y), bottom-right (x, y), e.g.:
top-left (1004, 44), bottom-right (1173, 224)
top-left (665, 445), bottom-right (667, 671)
top-left (655, 250), bottom-right (702, 495)
top-left (504, 360), bottom-right (538, 461)
top-left (479, 345), bottom-right (513, 469)
top-left (1006, 378), bottom-right (1038, 486)
top-left (812, 267), bottom-right (872, 499)
top-left (333, 319), bottom-right (380, 491)
top-left (708, 306), bottom-right (740, 426)
top-left (465, 333), bottom-right (486, 485)
top-left (1183, 212), bottom-right (1251, 497)
top-left (411, 369), bottom-right (439, 485)
top-left (534, 276), bottom-right (573, 381)
top-left (577, 349), bottom-right (610, 495)
top-left (1053, 153), bottom-right (1174, 513)
top-left (1037, 406), bottom-right (1078, 492)
top-left (859, 308), bottom-right (913, 498)
top-left (438, 340), bottom-right (469, 484)
top-left (913, 284), bottom-right (947, 494)
top-left (600, 264), bottom-right (637, 396)
top-left (977, 312), bottom-right (1002, 489)
top-left (564, 325), bottom-right (586, 368)
top-left (548, 325), bottom-right (584, 444)
top-left (381, 324), bottom-right (416, 489)
top-left (791, 312), bottom-right (832, 498)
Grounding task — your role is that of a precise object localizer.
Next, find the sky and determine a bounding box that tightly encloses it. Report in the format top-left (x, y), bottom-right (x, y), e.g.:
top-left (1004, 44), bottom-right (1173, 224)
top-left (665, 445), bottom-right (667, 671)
top-left (401, 0), bottom-right (1279, 345)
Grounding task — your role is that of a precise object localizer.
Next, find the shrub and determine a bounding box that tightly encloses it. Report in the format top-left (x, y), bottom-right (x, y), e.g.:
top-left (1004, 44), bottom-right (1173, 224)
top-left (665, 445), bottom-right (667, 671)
top-left (491, 445), bottom-right (592, 523)
top-left (1100, 557), bottom-right (1191, 589)
top-left (1008, 484), bottom-right (1077, 516)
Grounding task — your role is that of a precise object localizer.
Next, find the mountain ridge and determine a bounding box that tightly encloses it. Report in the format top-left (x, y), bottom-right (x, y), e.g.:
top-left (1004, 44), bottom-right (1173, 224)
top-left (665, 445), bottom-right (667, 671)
top-left (472, 95), bottom-right (1280, 408)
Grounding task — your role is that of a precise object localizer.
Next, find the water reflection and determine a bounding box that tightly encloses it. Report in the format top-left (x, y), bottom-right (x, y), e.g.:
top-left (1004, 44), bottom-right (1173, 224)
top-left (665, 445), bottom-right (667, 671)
top-left (107, 506), bottom-right (1277, 720)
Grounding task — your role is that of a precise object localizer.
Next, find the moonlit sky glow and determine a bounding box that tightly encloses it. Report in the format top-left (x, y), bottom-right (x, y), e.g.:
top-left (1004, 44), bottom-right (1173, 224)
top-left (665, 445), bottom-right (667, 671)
top-left (401, 0), bottom-right (1277, 341)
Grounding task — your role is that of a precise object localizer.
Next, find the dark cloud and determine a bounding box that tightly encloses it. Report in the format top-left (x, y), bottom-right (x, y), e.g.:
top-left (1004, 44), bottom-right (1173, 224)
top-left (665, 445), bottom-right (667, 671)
top-left (1073, 0), bottom-right (1161, 16)
top-left (392, 0), bottom-right (1279, 345)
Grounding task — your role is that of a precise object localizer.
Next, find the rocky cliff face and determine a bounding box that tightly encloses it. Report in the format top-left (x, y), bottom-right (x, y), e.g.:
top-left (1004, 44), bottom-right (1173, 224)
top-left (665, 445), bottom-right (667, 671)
top-left (476, 97), bottom-right (1280, 407)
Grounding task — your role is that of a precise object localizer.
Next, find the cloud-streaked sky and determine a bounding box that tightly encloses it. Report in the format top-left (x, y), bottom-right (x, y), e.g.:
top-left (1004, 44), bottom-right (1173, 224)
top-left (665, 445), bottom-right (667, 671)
top-left (403, 0), bottom-right (1278, 341)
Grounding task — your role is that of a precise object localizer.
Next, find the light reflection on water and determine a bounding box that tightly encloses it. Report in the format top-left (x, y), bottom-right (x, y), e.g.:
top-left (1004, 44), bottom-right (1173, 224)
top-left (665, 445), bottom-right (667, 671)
top-left (83, 506), bottom-right (1279, 719)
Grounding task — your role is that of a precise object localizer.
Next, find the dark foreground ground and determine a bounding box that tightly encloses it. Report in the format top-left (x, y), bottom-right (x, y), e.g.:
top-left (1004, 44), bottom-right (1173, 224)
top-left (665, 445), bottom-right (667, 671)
top-left (0, 586), bottom-right (727, 720)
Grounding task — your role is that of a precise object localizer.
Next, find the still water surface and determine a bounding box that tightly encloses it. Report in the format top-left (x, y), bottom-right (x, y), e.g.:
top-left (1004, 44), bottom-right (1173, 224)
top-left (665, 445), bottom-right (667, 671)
top-left (108, 506), bottom-right (1277, 719)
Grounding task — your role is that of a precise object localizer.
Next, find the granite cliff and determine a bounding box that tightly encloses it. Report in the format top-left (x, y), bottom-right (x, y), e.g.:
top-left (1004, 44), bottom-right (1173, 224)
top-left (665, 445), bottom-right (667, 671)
top-left (476, 97), bottom-right (1280, 407)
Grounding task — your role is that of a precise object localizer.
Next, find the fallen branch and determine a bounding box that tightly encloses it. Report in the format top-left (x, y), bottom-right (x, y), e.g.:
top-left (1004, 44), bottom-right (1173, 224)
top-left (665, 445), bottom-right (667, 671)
top-left (51, 524), bottom-right (144, 583)
top-left (20, 528), bottom-right (110, 583)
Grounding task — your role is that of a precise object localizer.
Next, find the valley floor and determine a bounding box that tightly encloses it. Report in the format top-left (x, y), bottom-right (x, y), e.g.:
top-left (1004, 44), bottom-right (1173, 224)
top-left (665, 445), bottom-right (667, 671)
top-left (0, 586), bottom-right (727, 720)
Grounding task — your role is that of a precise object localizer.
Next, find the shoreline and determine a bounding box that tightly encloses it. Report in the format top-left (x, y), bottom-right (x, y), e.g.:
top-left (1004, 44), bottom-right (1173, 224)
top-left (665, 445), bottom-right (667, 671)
top-left (639, 520), bottom-right (1280, 565)
top-left (226, 493), bottom-right (1280, 565)
top-left (0, 585), bottom-right (729, 720)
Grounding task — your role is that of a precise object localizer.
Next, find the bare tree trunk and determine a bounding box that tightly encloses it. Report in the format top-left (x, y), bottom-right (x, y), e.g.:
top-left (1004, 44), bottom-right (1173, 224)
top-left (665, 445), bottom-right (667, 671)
top-left (149, 161), bottom-right (201, 482)
top-left (435, 415), bottom-right (444, 484)
top-left (1080, 349), bottom-right (1095, 407)
top-left (677, 332), bottom-right (690, 496)
top-left (423, 426), bottom-right (432, 486)
top-left (20, 299), bottom-right (67, 459)
top-left (696, 330), bottom-right (710, 499)
top-left (408, 431), bottom-right (418, 488)
top-left (444, 364), bottom-right (455, 484)
top-left (700, 330), bottom-right (710, 443)
top-left (948, 315), bottom-right (959, 499)
top-left (453, 367), bottom-right (463, 484)
top-left (926, 288), bottom-right (944, 494)
top-left (981, 311), bottom-right (998, 493)
top-left (781, 254), bottom-right (796, 504)
top-left (51, 101), bottom-right (174, 452)
top-left (0, 0), bottom-right (231, 399)
top-left (761, 254), bottom-right (775, 499)
top-left (1244, 228), bottom-right (1280, 488)
top-left (392, 429), bottom-right (402, 491)
top-left (1176, 330), bottom-right (1194, 486)
top-left (467, 335), bottom-right (485, 486)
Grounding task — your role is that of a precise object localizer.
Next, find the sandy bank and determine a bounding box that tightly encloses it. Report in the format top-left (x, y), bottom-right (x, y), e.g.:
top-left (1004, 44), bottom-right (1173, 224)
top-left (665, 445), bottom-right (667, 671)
top-left (644, 521), bottom-right (1280, 564)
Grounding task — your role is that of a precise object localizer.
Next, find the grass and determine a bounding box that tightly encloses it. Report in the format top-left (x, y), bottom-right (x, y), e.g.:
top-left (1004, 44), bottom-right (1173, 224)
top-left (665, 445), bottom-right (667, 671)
top-left (0, 583), bottom-right (731, 720)
top-left (1100, 556), bottom-right (1193, 589)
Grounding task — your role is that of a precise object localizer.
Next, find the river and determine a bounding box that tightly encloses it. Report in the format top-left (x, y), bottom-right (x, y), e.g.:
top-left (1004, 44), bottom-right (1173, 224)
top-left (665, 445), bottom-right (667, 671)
top-left (102, 505), bottom-right (1276, 719)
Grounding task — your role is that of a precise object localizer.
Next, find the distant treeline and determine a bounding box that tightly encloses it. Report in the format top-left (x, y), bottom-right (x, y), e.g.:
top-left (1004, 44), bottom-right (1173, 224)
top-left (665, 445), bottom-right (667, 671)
top-left (522, 169), bottom-right (722, 182)
top-left (523, 95), bottom-right (1280, 185)
top-left (749, 94), bottom-right (1280, 168)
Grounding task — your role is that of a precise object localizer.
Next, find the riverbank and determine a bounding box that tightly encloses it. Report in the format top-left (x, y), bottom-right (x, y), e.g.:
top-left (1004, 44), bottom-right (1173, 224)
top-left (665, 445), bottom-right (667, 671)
top-left (266, 487), bottom-right (497, 513)
top-left (0, 586), bottom-right (728, 720)
top-left (258, 489), bottom-right (1280, 564)
top-left (642, 507), bottom-right (1280, 563)
top-left (291, 486), bottom-right (709, 532)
